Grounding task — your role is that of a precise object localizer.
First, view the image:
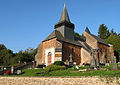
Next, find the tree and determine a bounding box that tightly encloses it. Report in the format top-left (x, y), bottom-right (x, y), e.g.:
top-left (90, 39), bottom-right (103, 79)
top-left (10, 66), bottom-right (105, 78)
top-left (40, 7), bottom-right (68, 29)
top-left (0, 44), bottom-right (37, 66)
top-left (15, 48), bottom-right (37, 63)
top-left (74, 32), bottom-right (81, 39)
top-left (110, 28), bottom-right (117, 36)
top-left (0, 46), bottom-right (14, 66)
top-left (105, 34), bottom-right (120, 61)
top-left (98, 24), bottom-right (110, 39)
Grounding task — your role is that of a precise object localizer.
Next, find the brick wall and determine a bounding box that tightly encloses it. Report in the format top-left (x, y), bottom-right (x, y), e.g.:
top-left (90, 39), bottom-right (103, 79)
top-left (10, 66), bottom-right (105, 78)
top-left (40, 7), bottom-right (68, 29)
top-left (0, 77), bottom-right (120, 85)
top-left (62, 42), bottom-right (81, 65)
top-left (42, 38), bottom-right (57, 64)
top-left (98, 43), bottom-right (109, 63)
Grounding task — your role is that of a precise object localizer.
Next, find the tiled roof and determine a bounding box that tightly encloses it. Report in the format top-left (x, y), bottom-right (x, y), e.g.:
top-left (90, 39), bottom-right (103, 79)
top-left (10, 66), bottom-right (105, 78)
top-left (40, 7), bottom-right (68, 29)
top-left (84, 27), bottom-right (108, 46)
top-left (90, 34), bottom-right (109, 46)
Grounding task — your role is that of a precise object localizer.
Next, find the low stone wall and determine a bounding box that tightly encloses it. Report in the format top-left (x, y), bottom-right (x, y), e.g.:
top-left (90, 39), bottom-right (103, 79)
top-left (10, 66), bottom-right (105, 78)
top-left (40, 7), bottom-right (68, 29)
top-left (0, 77), bottom-right (120, 85)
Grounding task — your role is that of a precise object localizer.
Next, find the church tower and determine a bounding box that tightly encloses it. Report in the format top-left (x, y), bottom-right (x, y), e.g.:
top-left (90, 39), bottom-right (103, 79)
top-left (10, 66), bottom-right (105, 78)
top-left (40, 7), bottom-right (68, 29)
top-left (55, 4), bottom-right (75, 41)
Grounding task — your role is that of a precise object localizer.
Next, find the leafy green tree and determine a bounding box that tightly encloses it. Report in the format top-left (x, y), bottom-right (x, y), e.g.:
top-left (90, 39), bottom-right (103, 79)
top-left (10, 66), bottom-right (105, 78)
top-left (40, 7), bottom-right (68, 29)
top-left (105, 34), bottom-right (120, 61)
top-left (98, 24), bottom-right (110, 39)
top-left (110, 28), bottom-right (117, 35)
top-left (74, 32), bottom-right (81, 39)
top-left (0, 44), bottom-right (6, 50)
top-left (15, 48), bottom-right (37, 63)
top-left (0, 44), bottom-right (37, 66)
top-left (0, 46), bottom-right (14, 66)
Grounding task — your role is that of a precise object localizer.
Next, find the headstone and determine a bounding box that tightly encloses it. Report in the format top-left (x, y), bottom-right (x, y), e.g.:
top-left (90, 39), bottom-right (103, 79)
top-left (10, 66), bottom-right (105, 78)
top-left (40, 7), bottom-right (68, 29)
top-left (95, 50), bottom-right (99, 67)
top-left (113, 64), bottom-right (118, 70)
top-left (111, 56), bottom-right (114, 64)
top-left (69, 54), bottom-right (73, 62)
top-left (17, 70), bottom-right (22, 75)
top-left (69, 54), bottom-right (73, 66)
top-left (103, 52), bottom-right (106, 64)
top-left (113, 56), bottom-right (118, 70)
top-left (90, 58), bottom-right (96, 69)
top-left (73, 62), bottom-right (77, 65)
top-left (105, 63), bottom-right (110, 66)
top-left (1, 66), bottom-right (4, 71)
top-left (65, 60), bottom-right (69, 65)
top-left (11, 66), bottom-right (14, 74)
top-left (90, 49), bottom-right (99, 69)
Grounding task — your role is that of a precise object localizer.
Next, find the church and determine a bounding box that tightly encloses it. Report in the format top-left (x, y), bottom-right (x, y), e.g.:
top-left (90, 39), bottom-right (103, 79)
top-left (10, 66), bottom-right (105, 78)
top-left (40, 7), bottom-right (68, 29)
top-left (35, 4), bottom-right (114, 66)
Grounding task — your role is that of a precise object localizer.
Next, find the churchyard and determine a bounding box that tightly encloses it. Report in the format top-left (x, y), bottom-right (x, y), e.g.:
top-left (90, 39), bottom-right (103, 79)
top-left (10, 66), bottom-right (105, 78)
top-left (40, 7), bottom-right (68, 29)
top-left (1, 61), bottom-right (120, 77)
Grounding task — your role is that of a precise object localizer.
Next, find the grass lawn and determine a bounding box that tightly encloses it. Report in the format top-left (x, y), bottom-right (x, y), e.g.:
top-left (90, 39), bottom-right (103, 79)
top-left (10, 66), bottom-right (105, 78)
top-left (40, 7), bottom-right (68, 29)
top-left (1, 64), bottom-right (120, 77)
top-left (15, 67), bottom-right (120, 77)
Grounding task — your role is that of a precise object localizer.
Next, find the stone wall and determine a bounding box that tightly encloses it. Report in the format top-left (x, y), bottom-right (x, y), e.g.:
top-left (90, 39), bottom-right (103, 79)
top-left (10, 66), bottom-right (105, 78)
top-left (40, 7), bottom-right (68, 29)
top-left (81, 48), bottom-right (92, 65)
top-left (109, 45), bottom-right (114, 57)
top-left (83, 31), bottom-right (98, 49)
top-left (0, 77), bottom-right (120, 85)
top-left (35, 43), bottom-right (43, 65)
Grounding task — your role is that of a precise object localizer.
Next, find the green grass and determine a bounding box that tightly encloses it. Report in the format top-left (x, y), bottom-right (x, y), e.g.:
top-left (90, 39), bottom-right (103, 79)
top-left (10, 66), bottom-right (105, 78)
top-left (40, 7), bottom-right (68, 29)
top-left (49, 70), bottom-right (120, 77)
top-left (16, 67), bottom-right (120, 77)
top-left (100, 64), bottom-right (113, 70)
top-left (1, 65), bottom-right (120, 77)
top-left (20, 68), bottom-right (45, 76)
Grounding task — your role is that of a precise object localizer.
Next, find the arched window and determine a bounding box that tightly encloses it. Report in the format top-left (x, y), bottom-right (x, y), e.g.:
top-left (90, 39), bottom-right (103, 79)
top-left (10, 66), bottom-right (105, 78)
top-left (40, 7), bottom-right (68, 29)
top-left (48, 52), bottom-right (52, 56)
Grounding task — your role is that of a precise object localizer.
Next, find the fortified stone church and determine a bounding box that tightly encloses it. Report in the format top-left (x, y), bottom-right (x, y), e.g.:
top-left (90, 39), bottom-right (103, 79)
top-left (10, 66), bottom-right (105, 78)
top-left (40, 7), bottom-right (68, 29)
top-left (35, 4), bottom-right (114, 66)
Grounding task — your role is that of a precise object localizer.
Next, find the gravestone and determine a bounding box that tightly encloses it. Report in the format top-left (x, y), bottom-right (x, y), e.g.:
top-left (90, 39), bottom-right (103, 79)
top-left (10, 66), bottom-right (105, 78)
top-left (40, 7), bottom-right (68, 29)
top-left (90, 58), bottom-right (96, 69)
top-left (17, 70), bottom-right (22, 75)
top-left (103, 52), bottom-right (106, 64)
top-left (69, 54), bottom-right (73, 66)
top-left (113, 56), bottom-right (118, 70)
top-left (1, 66), bottom-right (3, 71)
top-left (95, 50), bottom-right (99, 68)
top-left (11, 66), bottom-right (14, 74)
top-left (90, 49), bottom-right (99, 69)
top-left (65, 60), bottom-right (69, 65)
top-left (111, 56), bottom-right (114, 64)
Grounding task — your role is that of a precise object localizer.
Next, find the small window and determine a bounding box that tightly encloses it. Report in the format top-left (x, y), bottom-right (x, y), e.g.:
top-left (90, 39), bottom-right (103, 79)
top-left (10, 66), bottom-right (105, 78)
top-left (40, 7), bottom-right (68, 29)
top-left (72, 48), bottom-right (74, 59)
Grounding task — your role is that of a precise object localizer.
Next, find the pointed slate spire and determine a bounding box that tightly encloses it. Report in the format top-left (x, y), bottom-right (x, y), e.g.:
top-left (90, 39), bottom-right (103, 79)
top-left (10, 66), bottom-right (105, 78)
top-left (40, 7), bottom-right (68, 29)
top-left (85, 27), bottom-right (91, 34)
top-left (59, 3), bottom-right (70, 23)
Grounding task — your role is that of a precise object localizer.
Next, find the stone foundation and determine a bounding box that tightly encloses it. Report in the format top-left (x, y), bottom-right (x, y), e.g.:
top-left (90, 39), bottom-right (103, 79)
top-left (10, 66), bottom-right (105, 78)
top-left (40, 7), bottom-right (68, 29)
top-left (0, 77), bottom-right (120, 85)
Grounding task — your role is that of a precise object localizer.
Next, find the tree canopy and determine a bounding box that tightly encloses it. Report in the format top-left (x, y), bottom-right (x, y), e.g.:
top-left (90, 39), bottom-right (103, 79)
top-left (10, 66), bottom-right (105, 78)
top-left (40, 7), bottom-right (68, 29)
top-left (0, 44), bottom-right (37, 66)
top-left (98, 24), bottom-right (110, 39)
top-left (98, 24), bottom-right (120, 61)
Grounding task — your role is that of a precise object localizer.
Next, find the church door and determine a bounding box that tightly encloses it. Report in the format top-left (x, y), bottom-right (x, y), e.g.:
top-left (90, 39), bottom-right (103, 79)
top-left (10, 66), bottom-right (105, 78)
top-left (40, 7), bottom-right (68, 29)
top-left (48, 52), bottom-right (52, 65)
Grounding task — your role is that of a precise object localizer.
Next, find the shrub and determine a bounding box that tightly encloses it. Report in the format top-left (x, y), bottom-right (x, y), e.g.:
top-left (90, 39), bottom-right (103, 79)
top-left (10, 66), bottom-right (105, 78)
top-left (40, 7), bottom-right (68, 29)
top-left (45, 64), bottom-right (66, 73)
top-left (5, 70), bottom-right (11, 75)
top-left (53, 61), bottom-right (64, 66)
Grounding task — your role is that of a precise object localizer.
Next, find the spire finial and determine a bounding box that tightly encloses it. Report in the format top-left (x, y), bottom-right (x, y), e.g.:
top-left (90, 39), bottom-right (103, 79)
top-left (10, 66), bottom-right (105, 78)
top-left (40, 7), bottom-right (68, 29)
top-left (64, 0), bottom-right (66, 7)
top-left (64, 2), bottom-right (66, 8)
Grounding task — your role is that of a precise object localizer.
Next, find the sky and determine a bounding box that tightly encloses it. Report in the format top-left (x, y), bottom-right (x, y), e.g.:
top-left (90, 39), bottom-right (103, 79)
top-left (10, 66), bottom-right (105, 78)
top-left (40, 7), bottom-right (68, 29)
top-left (0, 0), bottom-right (120, 53)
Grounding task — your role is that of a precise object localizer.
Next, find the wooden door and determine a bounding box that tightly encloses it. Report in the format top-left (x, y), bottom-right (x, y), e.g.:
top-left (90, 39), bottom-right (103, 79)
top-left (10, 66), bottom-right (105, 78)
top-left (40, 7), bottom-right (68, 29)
top-left (48, 52), bottom-right (52, 65)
